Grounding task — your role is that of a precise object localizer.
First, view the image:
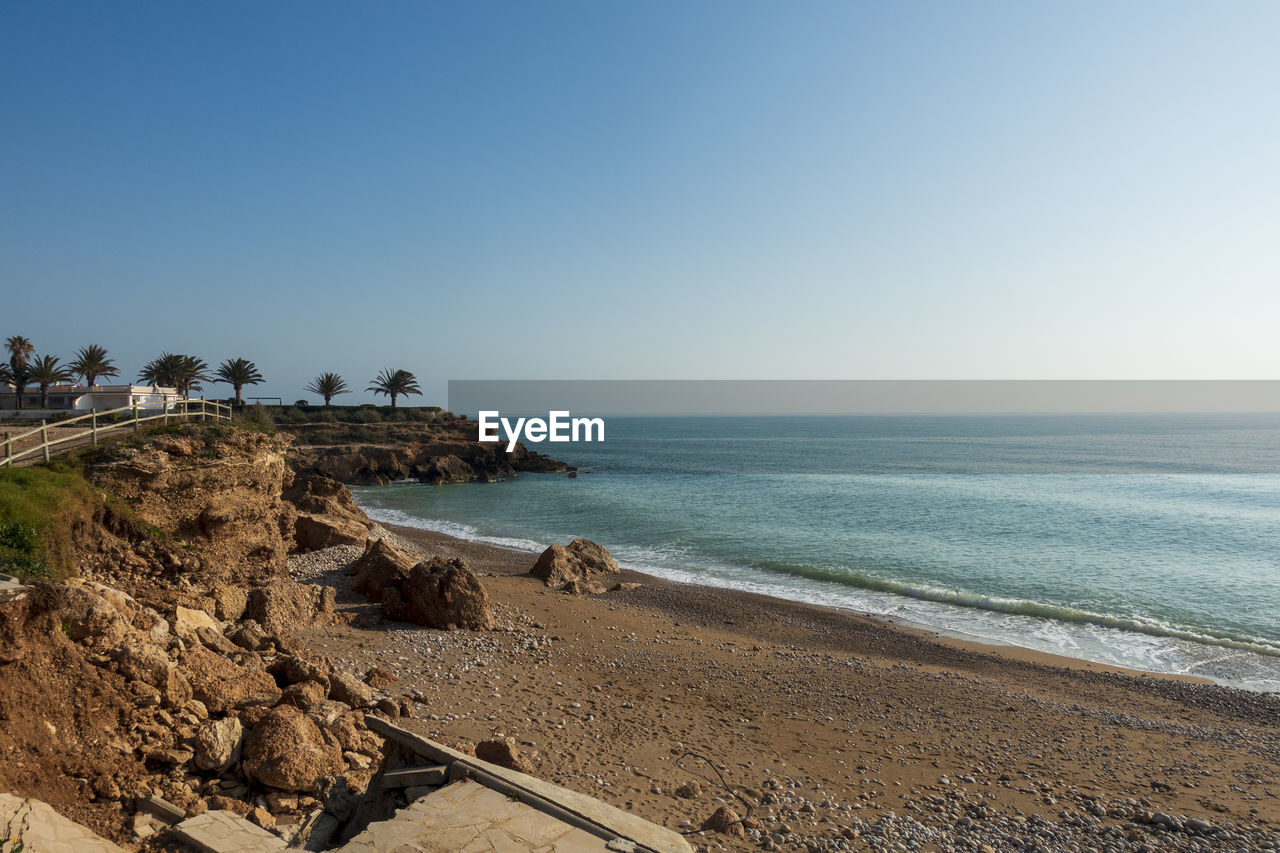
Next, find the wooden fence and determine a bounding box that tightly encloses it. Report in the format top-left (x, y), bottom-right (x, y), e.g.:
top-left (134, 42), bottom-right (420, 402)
top-left (1, 399), bottom-right (232, 467)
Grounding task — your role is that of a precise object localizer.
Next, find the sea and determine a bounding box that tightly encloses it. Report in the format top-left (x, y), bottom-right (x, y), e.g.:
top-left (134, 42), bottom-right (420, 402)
top-left (352, 414), bottom-right (1280, 693)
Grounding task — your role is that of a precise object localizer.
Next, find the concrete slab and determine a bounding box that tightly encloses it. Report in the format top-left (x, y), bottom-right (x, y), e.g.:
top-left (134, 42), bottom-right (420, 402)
top-left (365, 718), bottom-right (692, 853)
top-left (0, 579), bottom-right (31, 603)
top-left (337, 780), bottom-right (612, 853)
top-left (382, 765), bottom-right (449, 788)
top-left (172, 809), bottom-right (287, 853)
top-left (0, 793), bottom-right (127, 853)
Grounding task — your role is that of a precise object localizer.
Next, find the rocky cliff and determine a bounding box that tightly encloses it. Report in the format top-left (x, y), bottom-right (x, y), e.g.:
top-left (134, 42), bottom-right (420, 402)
top-left (0, 425), bottom-right (394, 846)
top-left (286, 420), bottom-right (570, 485)
top-left (87, 428), bottom-right (297, 586)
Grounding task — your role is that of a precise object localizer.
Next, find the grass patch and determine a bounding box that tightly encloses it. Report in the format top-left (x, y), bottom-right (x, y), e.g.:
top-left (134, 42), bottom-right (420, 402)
top-left (0, 454), bottom-right (100, 581)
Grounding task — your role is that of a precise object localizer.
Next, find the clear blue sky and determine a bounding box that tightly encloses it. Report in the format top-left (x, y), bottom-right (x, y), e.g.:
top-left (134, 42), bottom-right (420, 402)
top-left (2, 1), bottom-right (1277, 405)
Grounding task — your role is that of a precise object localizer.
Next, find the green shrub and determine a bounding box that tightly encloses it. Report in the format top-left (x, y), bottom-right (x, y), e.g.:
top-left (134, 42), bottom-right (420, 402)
top-left (0, 521), bottom-right (46, 579)
top-left (239, 403), bottom-right (276, 431)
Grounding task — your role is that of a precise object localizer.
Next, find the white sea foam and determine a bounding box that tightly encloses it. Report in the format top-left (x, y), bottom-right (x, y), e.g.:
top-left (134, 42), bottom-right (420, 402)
top-left (362, 506), bottom-right (548, 554)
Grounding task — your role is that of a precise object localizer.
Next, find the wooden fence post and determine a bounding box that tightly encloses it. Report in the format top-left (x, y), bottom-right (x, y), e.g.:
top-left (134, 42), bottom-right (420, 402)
top-left (133, 404), bottom-right (140, 432)
top-left (41, 420), bottom-right (50, 463)
top-left (3, 432), bottom-right (9, 467)
top-left (92, 408), bottom-right (98, 447)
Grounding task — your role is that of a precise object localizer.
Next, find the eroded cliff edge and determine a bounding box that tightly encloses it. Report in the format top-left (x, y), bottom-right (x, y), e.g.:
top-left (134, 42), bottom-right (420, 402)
top-left (0, 423), bottom-right (508, 848)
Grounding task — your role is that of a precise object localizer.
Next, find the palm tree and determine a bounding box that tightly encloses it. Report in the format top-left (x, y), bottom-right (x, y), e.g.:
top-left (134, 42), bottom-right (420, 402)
top-left (5, 336), bottom-right (34, 410)
top-left (28, 355), bottom-right (74, 409)
top-left (0, 363), bottom-right (12, 389)
top-left (68, 344), bottom-right (119, 387)
top-left (139, 353), bottom-right (209, 397)
top-left (366, 368), bottom-right (422, 408)
top-left (139, 353), bottom-right (182, 389)
top-left (5, 336), bottom-right (34, 373)
top-left (214, 358), bottom-right (263, 406)
top-left (305, 372), bottom-right (350, 406)
top-left (174, 355), bottom-right (210, 397)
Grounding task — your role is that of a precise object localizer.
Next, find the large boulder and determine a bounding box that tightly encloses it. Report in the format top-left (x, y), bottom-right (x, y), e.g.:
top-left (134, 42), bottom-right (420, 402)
top-left (193, 716), bottom-right (245, 772)
top-left (294, 513), bottom-right (369, 552)
top-left (328, 671), bottom-right (374, 709)
top-left (350, 538), bottom-right (417, 601)
top-left (173, 605), bottom-right (223, 641)
top-left (530, 538), bottom-right (620, 590)
top-left (246, 580), bottom-right (335, 636)
top-left (242, 706), bottom-right (344, 792)
top-left (181, 644), bottom-right (281, 713)
top-left (58, 585), bottom-right (132, 647)
top-left (210, 586), bottom-right (248, 622)
top-left (285, 473), bottom-right (373, 552)
top-left (110, 641), bottom-right (192, 708)
top-left (475, 737), bottom-right (536, 774)
top-left (284, 472), bottom-right (372, 522)
top-left (382, 557), bottom-right (493, 631)
top-left (57, 581), bottom-right (170, 647)
top-left (270, 655), bottom-right (332, 689)
top-left (279, 680), bottom-right (327, 708)
top-left (415, 454), bottom-right (475, 485)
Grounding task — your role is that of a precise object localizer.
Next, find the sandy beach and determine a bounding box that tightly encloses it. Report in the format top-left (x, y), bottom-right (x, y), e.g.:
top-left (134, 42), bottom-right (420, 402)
top-left (290, 524), bottom-right (1280, 852)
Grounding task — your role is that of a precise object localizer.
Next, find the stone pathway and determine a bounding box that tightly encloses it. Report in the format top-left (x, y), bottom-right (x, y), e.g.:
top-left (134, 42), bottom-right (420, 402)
top-left (172, 809), bottom-right (288, 853)
top-left (337, 781), bottom-right (614, 853)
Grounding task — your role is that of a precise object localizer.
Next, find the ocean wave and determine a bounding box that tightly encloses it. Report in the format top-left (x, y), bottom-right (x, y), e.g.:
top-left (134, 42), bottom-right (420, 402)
top-left (362, 502), bottom-right (1279, 659)
top-left (361, 507), bottom-right (548, 554)
top-left (750, 559), bottom-right (1280, 658)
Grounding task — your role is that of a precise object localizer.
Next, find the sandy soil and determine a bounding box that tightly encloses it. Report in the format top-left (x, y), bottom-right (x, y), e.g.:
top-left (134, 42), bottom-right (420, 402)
top-left (291, 526), bottom-right (1280, 852)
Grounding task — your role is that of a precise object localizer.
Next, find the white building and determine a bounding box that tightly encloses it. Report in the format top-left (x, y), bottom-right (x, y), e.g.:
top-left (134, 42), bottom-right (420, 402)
top-left (0, 384), bottom-right (183, 418)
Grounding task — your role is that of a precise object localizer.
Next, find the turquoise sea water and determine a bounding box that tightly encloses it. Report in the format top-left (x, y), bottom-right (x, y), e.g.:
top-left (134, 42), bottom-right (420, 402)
top-left (353, 415), bottom-right (1280, 692)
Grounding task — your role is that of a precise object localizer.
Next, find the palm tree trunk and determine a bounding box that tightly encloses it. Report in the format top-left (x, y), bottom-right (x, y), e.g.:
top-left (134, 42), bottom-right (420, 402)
top-left (391, 394), bottom-right (398, 408)
top-left (41, 385), bottom-right (50, 409)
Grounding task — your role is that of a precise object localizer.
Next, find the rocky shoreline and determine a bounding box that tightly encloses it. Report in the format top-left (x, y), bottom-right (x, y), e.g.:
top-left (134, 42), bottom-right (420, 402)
top-left (286, 419), bottom-right (570, 486)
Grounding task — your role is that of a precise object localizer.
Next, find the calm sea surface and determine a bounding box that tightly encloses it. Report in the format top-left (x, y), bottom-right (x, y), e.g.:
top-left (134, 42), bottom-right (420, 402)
top-left (353, 415), bottom-right (1280, 692)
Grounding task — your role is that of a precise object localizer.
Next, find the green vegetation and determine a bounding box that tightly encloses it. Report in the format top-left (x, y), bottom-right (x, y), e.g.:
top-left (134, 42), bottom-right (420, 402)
top-left (366, 368), bottom-right (422, 408)
top-left (0, 521), bottom-right (46, 579)
top-left (214, 358), bottom-right (264, 406)
top-left (0, 454), bottom-right (99, 581)
top-left (255, 403), bottom-right (447, 426)
top-left (239, 402), bottom-right (277, 431)
top-left (138, 352), bottom-right (211, 395)
top-left (2, 332), bottom-right (448, 422)
top-left (27, 354), bottom-right (73, 408)
top-left (5, 335), bottom-right (35, 411)
top-left (305, 372), bottom-right (350, 406)
top-left (68, 344), bottom-right (119, 387)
